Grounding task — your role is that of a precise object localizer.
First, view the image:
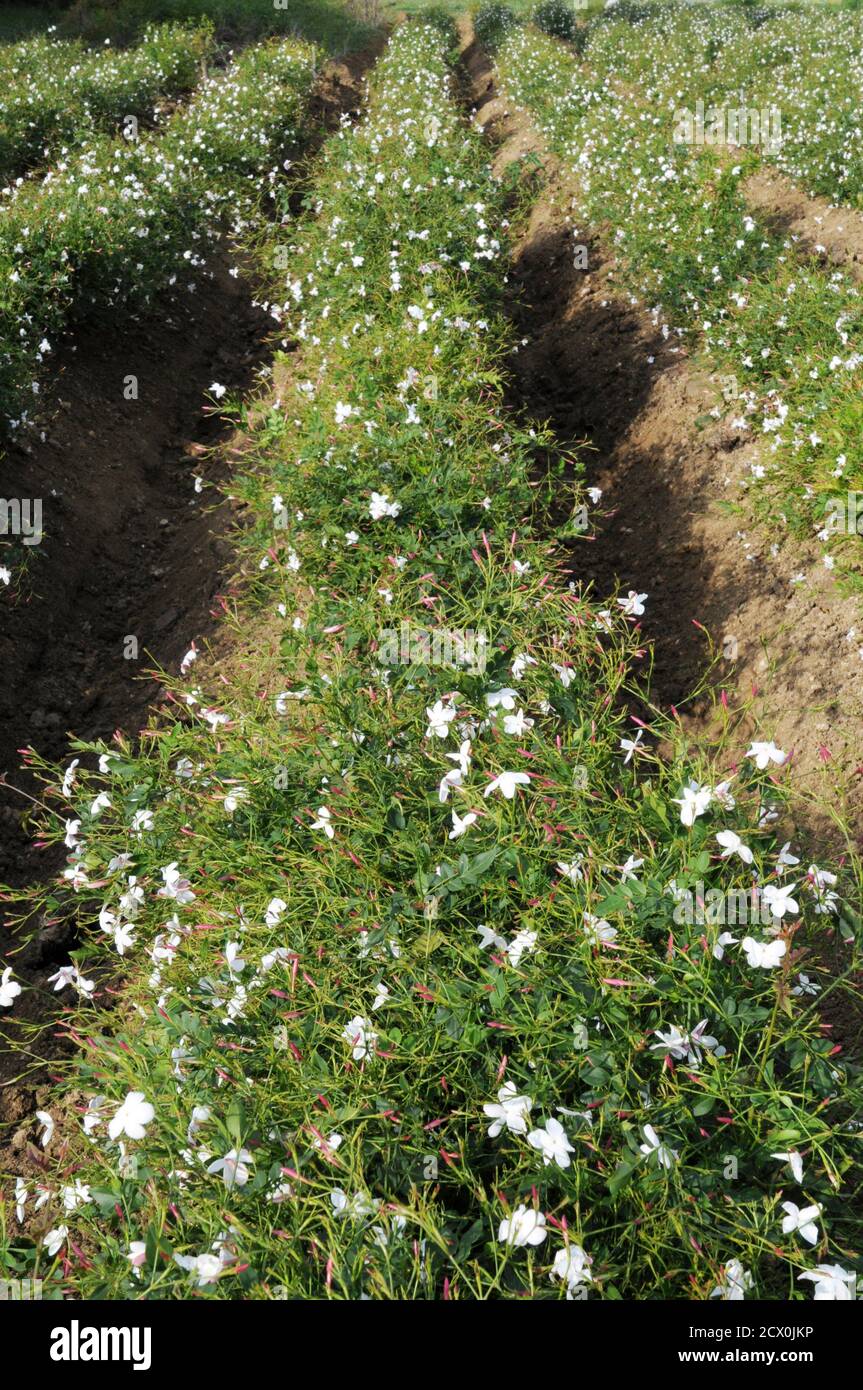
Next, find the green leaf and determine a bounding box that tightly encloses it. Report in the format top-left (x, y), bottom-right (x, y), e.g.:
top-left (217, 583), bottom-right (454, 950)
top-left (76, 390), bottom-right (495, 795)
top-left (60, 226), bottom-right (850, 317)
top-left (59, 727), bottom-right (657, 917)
top-left (226, 1097), bottom-right (245, 1145)
top-left (607, 1156), bottom-right (638, 1197)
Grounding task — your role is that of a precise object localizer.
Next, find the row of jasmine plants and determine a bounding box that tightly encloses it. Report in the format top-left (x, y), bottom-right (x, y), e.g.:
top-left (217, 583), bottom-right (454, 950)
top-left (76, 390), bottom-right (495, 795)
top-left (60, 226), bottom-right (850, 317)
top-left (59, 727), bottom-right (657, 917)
top-left (54, 0), bottom-right (375, 52)
top-left (486, 15), bottom-right (863, 591)
top-left (0, 21), bottom-right (215, 189)
top-left (1, 18), bottom-right (860, 1301)
top-left (580, 1), bottom-right (863, 209)
top-left (0, 35), bottom-right (319, 431)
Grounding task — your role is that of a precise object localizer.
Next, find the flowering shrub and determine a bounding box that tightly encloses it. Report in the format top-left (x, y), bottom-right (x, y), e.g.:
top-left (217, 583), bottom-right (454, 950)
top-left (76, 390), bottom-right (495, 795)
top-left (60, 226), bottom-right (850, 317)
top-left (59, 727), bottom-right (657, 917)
top-left (473, 2), bottom-right (520, 52)
top-left (0, 37), bottom-right (318, 428)
top-left (532, 0), bottom-right (580, 43)
top-left (59, 0), bottom-right (372, 52)
top-left (494, 20), bottom-right (863, 587)
top-left (1, 20), bottom-right (861, 1302)
top-left (0, 21), bottom-right (214, 188)
top-left (584, 3), bottom-right (863, 209)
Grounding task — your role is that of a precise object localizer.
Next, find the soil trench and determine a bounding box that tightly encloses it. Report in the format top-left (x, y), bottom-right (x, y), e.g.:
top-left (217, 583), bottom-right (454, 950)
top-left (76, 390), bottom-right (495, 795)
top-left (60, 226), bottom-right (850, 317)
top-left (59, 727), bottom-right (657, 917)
top-left (743, 166), bottom-right (863, 286)
top-left (458, 20), bottom-right (863, 848)
top-left (0, 49), bottom-right (378, 1152)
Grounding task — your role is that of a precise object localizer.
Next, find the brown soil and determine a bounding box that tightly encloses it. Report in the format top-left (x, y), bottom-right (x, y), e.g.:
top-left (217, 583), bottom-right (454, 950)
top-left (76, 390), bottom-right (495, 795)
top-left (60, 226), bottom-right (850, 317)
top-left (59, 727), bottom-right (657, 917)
top-left (0, 47), bottom-right (379, 1171)
top-left (744, 167), bottom-right (863, 285)
top-left (458, 19), bottom-right (863, 852)
top-left (0, 260), bottom-right (259, 1112)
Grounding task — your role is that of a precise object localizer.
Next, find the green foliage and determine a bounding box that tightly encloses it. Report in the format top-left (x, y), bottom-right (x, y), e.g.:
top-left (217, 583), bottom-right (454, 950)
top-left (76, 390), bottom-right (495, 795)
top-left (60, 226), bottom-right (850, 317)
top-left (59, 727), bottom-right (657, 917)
top-left (532, 0), bottom-right (578, 42)
top-left (474, 1), bottom-right (520, 51)
top-left (420, 4), bottom-right (458, 36)
top-left (58, 0), bottom-right (373, 51)
top-left (0, 37), bottom-right (318, 427)
top-left (2, 20), bottom-right (860, 1304)
top-left (0, 21), bottom-right (214, 187)
top-left (495, 16), bottom-right (863, 586)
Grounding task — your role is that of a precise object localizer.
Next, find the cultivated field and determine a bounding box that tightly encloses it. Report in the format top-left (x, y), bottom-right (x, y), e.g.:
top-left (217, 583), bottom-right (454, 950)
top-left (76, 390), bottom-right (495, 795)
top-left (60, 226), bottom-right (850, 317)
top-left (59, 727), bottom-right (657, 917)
top-left (0, 0), bottom-right (861, 1318)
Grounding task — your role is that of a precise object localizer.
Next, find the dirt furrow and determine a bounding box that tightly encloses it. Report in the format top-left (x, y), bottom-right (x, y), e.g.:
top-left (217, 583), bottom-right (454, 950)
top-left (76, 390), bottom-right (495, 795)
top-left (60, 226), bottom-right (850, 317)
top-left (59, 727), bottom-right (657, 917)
top-left (0, 47), bottom-right (378, 1144)
top-left (458, 18), bottom-right (863, 846)
top-left (743, 165), bottom-right (863, 284)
